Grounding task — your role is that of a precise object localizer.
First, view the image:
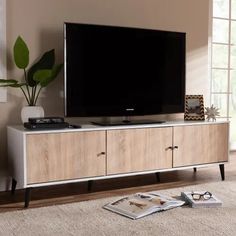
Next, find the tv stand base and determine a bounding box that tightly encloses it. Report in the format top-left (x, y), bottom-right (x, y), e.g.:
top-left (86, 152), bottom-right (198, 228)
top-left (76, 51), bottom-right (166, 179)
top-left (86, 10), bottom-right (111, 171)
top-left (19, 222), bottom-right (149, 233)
top-left (7, 121), bottom-right (229, 208)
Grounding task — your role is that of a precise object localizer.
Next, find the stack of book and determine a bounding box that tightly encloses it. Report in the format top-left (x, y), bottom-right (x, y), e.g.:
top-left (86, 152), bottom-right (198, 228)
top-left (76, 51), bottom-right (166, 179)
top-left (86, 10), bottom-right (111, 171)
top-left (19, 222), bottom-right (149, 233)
top-left (181, 191), bottom-right (222, 208)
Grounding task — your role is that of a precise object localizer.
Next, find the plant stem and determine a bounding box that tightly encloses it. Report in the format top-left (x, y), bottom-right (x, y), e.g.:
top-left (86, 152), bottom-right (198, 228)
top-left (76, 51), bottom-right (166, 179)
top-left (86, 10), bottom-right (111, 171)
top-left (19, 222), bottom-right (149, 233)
top-left (23, 68), bottom-right (31, 102)
top-left (30, 86), bottom-right (34, 105)
top-left (34, 86), bottom-right (42, 105)
top-left (32, 85), bottom-right (37, 105)
top-left (20, 87), bottom-right (30, 105)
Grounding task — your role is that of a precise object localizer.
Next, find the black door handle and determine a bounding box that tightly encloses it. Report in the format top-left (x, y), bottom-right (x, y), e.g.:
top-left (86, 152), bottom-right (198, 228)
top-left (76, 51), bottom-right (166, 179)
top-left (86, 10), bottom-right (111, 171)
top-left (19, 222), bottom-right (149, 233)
top-left (97, 152), bottom-right (106, 157)
top-left (166, 146), bottom-right (178, 151)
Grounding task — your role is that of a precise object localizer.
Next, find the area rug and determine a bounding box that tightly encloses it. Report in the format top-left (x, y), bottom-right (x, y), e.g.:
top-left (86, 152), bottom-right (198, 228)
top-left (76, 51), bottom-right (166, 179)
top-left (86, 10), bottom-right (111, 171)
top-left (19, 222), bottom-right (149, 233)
top-left (1, 177), bottom-right (236, 236)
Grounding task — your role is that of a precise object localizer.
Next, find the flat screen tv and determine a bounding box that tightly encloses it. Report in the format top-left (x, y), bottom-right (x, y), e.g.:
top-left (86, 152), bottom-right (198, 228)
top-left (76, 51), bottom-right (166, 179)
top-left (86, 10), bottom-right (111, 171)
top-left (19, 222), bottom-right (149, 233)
top-left (64, 22), bottom-right (186, 123)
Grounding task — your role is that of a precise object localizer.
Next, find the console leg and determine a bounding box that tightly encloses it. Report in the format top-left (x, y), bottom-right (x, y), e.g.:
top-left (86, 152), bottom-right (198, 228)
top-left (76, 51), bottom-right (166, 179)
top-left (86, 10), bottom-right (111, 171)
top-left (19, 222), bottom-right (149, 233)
top-left (24, 188), bottom-right (32, 208)
top-left (11, 178), bottom-right (17, 195)
top-left (219, 164), bottom-right (225, 181)
top-left (193, 167), bottom-right (197, 172)
top-left (88, 180), bottom-right (93, 192)
top-left (155, 172), bottom-right (160, 182)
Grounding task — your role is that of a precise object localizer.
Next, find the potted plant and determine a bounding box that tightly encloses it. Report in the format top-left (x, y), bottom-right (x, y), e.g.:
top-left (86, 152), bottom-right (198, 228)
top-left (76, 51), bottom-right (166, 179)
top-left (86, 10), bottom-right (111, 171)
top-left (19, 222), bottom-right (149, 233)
top-left (0, 36), bottom-right (63, 122)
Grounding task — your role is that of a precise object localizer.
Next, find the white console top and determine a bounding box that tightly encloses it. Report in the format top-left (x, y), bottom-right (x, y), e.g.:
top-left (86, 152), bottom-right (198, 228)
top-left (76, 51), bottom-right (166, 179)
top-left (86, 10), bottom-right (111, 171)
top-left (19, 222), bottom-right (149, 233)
top-left (8, 120), bottom-right (229, 134)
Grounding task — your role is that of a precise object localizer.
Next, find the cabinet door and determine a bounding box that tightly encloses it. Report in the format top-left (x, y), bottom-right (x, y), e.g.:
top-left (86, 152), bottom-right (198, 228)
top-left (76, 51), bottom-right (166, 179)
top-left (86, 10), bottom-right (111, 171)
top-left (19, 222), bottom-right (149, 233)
top-left (173, 123), bottom-right (229, 167)
top-left (26, 131), bottom-right (106, 184)
top-left (107, 128), bottom-right (172, 175)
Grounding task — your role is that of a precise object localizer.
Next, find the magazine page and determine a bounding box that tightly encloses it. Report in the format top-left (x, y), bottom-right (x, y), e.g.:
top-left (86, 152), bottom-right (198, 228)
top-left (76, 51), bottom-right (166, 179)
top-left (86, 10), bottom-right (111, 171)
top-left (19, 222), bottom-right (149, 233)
top-left (103, 192), bottom-right (185, 219)
top-left (146, 192), bottom-right (185, 210)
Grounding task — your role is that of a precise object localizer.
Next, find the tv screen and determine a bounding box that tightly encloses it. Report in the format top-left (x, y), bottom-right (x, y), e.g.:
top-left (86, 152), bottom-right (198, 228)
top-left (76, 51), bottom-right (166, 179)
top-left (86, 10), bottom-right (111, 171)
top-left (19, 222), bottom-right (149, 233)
top-left (64, 22), bottom-right (186, 118)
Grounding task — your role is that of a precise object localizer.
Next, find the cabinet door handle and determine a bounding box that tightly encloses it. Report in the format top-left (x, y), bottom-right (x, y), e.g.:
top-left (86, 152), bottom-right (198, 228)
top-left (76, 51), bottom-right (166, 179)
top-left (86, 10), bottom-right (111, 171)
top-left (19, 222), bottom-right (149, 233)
top-left (97, 152), bottom-right (106, 157)
top-left (166, 146), bottom-right (178, 151)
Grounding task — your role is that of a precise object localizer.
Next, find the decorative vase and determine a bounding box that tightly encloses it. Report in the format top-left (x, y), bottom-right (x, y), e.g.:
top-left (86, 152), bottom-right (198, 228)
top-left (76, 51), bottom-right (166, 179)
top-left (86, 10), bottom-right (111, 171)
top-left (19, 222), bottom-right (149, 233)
top-left (21, 105), bottom-right (44, 123)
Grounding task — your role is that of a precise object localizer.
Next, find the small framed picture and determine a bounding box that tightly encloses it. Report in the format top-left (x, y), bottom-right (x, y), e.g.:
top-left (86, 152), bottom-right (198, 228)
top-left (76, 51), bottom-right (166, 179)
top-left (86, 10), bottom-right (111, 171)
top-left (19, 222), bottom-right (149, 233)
top-left (184, 95), bottom-right (205, 121)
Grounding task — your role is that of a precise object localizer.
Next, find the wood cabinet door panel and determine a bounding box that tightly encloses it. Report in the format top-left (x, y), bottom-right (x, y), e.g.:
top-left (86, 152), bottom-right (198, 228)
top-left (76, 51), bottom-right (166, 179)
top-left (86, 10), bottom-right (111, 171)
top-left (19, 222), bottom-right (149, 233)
top-left (173, 124), bottom-right (229, 167)
top-left (26, 131), bottom-right (106, 184)
top-left (107, 128), bottom-right (172, 175)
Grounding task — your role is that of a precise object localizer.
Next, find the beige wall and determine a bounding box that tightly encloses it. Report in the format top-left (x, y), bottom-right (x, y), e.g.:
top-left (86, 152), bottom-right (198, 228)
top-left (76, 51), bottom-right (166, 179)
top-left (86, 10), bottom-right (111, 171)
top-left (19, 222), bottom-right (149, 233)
top-left (0, 0), bottom-right (210, 190)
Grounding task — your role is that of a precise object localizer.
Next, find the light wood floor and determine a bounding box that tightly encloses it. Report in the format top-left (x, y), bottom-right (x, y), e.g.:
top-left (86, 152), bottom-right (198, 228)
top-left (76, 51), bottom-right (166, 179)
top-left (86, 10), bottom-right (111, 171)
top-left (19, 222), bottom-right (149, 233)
top-left (0, 153), bottom-right (236, 213)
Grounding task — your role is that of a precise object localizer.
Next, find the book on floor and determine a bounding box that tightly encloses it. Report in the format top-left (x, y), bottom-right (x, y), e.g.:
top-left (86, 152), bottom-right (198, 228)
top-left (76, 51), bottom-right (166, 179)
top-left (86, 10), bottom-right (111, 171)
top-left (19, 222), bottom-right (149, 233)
top-left (103, 191), bottom-right (185, 220)
top-left (181, 191), bottom-right (222, 208)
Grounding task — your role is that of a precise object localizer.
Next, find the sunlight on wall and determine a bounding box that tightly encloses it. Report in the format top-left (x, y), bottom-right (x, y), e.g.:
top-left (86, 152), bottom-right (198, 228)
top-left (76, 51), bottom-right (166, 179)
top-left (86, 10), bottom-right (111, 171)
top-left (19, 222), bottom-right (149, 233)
top-left (186, 46), bottom-right (210, 106)
top-left (0, 0), bottom-right (7, 102)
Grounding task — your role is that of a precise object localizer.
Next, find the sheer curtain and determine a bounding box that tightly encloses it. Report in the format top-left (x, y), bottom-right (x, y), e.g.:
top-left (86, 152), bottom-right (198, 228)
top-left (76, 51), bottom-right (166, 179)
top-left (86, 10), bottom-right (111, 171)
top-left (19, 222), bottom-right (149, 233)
top-left (211, 0), bottom-right (236, 149)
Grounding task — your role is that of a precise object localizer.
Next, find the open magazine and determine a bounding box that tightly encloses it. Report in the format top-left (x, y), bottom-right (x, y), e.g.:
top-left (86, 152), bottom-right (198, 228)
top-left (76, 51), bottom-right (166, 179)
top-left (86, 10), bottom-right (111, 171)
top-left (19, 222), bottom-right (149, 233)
top-left (103, 191), bottom-right (185, 220)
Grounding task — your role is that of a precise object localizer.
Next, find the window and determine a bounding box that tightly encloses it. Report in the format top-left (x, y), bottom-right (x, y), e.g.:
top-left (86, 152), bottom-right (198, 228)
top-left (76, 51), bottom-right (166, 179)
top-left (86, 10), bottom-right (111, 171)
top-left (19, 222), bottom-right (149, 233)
top-left (211, 0), bottom-right (236, 148)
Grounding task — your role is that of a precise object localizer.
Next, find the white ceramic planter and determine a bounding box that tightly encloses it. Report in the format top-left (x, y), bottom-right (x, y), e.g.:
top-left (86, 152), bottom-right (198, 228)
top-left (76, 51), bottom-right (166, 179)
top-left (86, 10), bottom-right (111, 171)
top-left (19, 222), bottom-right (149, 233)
top-left (21, 106), bottom-right (44, 123)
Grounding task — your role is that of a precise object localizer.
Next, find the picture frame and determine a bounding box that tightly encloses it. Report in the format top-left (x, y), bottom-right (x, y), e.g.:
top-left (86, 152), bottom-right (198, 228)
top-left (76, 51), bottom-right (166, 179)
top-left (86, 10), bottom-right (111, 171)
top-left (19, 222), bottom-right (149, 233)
top-left (184, 95), bottom-right (205, 121)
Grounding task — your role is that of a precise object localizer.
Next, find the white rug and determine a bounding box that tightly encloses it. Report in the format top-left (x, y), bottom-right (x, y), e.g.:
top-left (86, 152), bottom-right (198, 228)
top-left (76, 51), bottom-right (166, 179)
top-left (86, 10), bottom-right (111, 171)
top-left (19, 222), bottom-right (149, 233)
top-left (1, 178), bottom-right (236, 236)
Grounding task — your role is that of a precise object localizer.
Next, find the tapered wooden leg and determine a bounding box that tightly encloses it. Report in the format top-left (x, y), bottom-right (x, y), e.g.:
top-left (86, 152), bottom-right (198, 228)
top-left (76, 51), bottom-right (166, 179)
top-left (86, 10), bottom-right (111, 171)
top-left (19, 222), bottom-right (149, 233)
top-left (88, 180), bottom-right (93, 192)
top-left (11, 178), bottom-right (17, 195)
top-left (193, 167), bottom-right (197, 172)
top-left (24, 188), bottom-right (32, 208)
top-left (155, 172), bottom-right (160, 182)
top-left (219, 164), bottom-right (225, 181)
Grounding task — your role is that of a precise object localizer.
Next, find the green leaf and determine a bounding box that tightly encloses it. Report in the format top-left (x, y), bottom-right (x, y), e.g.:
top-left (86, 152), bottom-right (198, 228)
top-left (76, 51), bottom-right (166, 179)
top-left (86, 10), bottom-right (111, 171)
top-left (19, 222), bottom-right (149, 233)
top-left (13, 36), bottom-right (29, 69)
top-left (33, 69), bottom-right (52, 87)
top-left (50, 63), bottom-right (63, 82)
top-left (8, 83), bottom-right (26, 88)
top-left (27, 49), bottom-right (55, 87)
top-left (33, 63), bottom-right (62, 87)
top-left (0, 79), bottom-right (18, 87)
top-left (44, 63), bottom-right (63, 86)
top-left (0, 79), bottom-right (18, 84)
top-left (0, 79), bottom-right (26, 88)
